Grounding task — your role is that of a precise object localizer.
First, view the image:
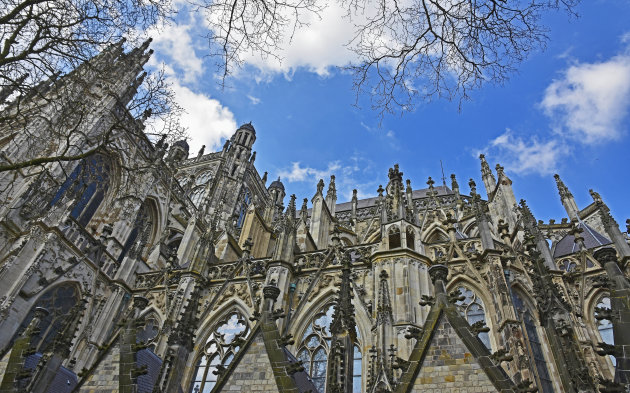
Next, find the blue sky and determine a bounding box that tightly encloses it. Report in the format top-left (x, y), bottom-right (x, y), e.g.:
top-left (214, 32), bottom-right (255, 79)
top-left (146, 0), bottom-right (630, 226)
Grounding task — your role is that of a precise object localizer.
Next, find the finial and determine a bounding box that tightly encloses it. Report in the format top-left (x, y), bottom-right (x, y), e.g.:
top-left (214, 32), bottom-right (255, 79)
top-left (450, 174), bottom-right (459, 191)
top-left (495, 164), bottom-right (505, 177)
top-left (554, 174), bottom-right (573, 199)
top-left (262, 171), bottom-right (268, 184)
top-left (468, 179), bottom-right (477, 194)
top-left (589, 189), bottom-right (602, 203)
top-left (352, 189), bottom-right (358, 201)
top-left (377, 185), bottom-right (384, 197)
top-left (327, 175), bottom-right (337, 199)
top-left (426, 177), bottom-right (435, 189)
top-left (316, 179), bottom-right (325, 194)
top-left (197, 145), bottom-right (205, 157)
top-left (479, 153), bottom-right (493, 177)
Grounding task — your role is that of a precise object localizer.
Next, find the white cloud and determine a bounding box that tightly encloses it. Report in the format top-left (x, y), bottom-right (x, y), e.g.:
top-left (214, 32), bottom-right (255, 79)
top-left (170, 80), bottom-right (237, 154)
top-left (147, 16), bottom-right (204, 83)
top-left (482, 130), bottom-right (565, 176)
top-left (279, 161), bottom-right (342, 182)
top-left (541, 52), bottom-right (630, 144)
top-left (240, 3), bottom-right (360, 77)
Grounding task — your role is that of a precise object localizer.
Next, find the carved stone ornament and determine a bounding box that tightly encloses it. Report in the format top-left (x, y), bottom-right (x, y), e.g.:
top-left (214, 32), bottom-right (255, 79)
top-left (428, 264), bottom-right (448, 284)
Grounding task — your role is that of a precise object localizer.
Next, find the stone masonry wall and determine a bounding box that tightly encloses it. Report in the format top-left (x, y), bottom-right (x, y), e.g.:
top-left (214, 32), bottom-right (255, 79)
top-left (79, 345), bottom-right (120, 393)
top-left (412, 317), bottom-right (498, 393)
top-left (221, 331), bottom-right (279, 392)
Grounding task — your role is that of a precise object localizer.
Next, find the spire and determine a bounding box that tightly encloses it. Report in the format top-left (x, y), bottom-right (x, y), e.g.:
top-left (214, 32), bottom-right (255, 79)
top-left (325, 175), bottom-right (337, 215)
top-left (479, 154), bottom-right (497, 195)
top-left (326, 231), bottom-right (357, 392)
top-left (590, 190), bottom-right (630, 258)
top-left (554, 174), bottom-right (578, 220)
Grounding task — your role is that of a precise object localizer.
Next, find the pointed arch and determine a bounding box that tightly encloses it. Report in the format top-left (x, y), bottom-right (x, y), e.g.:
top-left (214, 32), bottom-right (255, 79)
top-left (188, 300), bottom-right (252, 393)
top-left (447, 276), bottom-right (495, 350)
top-left (421, 224), bottom-right (449, 243)
top-left (11, 281), bottom-right (82, 354)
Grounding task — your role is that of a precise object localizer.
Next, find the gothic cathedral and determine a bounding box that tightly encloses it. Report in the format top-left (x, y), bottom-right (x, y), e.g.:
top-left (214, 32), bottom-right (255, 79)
top-left (0, 41), bottom-right (628, 393)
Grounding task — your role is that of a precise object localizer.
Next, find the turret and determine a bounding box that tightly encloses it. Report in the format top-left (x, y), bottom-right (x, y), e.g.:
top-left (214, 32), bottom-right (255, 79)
top-left (232, 122), bottom-right (256, 159)
top-left (268, 177), bottom-right (286, 208)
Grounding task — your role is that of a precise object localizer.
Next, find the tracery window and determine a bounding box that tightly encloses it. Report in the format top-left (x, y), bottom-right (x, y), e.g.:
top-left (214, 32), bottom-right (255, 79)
top-left (190, 187), bottom-right (205, 207)
top-left (512, 291), bottom-right (555, 393)
top-left (189, 312), bottom-right (249, 393)
top-left (13, 283), bottom-right (80, 353)
top-left (137, 315), bottom-right (160, 352)
top-left (595, 295), bottom-right (615, 365)
top-left (295, 304), bottom-right (363, 393)
top-left (50, 154), bottom-right (111, 226)
top-left (196, 171), bottom-right (213, 185)
top-left (454, 286), bottom-right (491, 349)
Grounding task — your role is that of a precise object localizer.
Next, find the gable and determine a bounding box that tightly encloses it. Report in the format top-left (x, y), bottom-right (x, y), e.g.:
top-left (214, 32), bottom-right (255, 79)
top-left (219, 330), bottom-right (279, 393)
top-left (411, 314), bottom-right (498, 393)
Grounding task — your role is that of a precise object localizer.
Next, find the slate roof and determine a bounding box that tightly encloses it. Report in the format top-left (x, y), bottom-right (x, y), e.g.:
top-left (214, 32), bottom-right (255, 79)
top-left (553, 222), bottom-right (611, 258)
top-left (137, 348), bottom-right (163, 393)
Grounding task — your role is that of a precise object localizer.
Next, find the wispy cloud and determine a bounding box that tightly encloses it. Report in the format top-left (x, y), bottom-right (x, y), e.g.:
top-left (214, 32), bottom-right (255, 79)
top-left (247, 94), bottom-right (261, 105)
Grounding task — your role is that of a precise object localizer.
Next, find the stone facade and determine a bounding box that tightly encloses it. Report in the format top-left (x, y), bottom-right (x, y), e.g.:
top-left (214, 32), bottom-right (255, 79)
top-left (0, 42), bottom-right (629, 393)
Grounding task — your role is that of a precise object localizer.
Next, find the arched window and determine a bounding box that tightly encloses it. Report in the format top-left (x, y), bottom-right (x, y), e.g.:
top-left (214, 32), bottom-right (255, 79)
top-left (235, 188), bottom-right (251, 228)
top-left (13, 283), bottom-right (80, 353)
top-left (388, 226), bottom-right (401, 249)
top-left (512, 291), bottom-right (555, 393)
top-left (454, 286), bottom-right (491, 349)
top-left (559, 259), bottom-right (577, 273)
top-left (295, 304), bottom-right (363, 393)
top-left (50, 155), bottom-right (111, 226)
top-left (189, 311), bottom-right (249, 393)
top-left (406, 227), bottom-right (415, 250)
top-left (297, 304), bottom-right (333, 392)
top-left (190, 187), bottom-right (205, 207)
top-left (595, 295), bottom-right (615, 365)
top-left (137, 314), bottom-right (160, 352)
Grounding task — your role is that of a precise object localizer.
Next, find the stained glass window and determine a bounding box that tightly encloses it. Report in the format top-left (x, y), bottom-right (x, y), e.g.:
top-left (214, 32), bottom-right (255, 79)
top-left (454, 286), bottom-right (491, 349)
top-left (512, 291), bottom-right (554, 393)
top-left (189, 312), bottom-right (249, 393)
top-left (595, 296), bottom-right (615, 366)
